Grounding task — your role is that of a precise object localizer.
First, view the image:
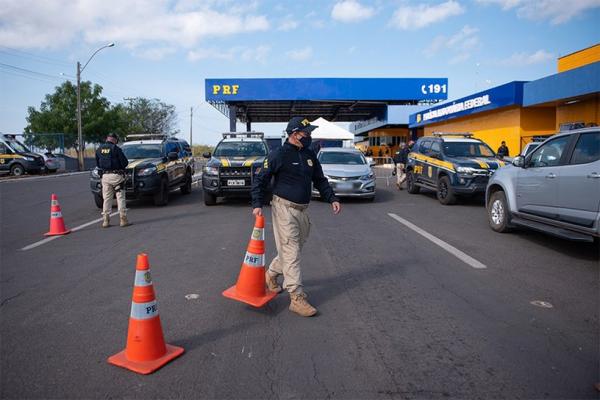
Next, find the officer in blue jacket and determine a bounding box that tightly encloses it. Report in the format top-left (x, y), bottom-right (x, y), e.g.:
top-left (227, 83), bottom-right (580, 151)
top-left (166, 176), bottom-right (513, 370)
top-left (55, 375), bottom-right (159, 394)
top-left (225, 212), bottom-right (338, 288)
top-left (252, 116), bottom-right (341, 317)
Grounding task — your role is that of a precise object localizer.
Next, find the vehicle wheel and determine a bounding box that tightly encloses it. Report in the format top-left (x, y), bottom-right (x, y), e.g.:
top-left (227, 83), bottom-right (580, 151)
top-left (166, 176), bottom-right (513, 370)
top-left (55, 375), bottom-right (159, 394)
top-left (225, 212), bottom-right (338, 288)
top-left (153, 178), bottom-right (169, 206)
top-left (437, 176), bottom-right (457, 205)
top-left (94, 193), bottom-right (103, 209)
top-left (10, 163), bottom-right (25, 176)
top-left (488, 191), bottom-right (511, 233)
top-left (406, 171), bottom-right (420, 194)
top-left (180, 170), bottom-right (192, 194)
top-left (204, 191), bottom-right (217, 206)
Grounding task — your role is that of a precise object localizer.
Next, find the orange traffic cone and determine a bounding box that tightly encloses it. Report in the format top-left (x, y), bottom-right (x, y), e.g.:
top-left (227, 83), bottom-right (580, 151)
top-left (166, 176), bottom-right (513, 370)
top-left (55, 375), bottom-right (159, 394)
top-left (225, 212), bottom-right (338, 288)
top-left (44, 194), bottom-right (70, 236)
top-left (223, 215), bottom-right (278, 307)
top-left (108, 253), bottom-right (184, 374)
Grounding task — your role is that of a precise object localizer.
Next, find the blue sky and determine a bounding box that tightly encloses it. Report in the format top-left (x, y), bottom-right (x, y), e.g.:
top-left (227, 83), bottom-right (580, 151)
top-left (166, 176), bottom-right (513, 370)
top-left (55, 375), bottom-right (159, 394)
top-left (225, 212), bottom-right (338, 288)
top-left (1, 0), bottom-right (599, 145)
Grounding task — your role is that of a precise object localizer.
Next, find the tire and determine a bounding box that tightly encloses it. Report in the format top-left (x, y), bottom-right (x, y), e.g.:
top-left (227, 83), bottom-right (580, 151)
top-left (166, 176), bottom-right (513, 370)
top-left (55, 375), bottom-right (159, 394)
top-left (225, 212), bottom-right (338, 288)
top-left (10, 163), bottom-right (25, 176)
top-left (437, 175), bottom-right (457, 205)
top-left (488, 191), bottom-right (511, 233)
top-left (204, 191), bottom-right (217, 206)
top-left (93, 193), bottom-right (103, 209)
top-left (406, 171), bottom-right (420, 194)
top-left (180, 170), bottom-right (192, 194)
top-left (153, 177), bottom-right (169, 206)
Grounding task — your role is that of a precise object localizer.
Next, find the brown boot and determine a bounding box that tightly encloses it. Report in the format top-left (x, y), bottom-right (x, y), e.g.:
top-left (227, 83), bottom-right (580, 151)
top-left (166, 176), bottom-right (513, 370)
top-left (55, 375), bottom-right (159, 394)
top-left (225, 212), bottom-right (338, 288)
top-left (289, 292), bottom-right (317, 317)
top-left (119, 215), bottom-right (131, 227)
top-left (265, 272), bottom-right (282, 293)
top-left (102, 215), bottom-right (110, 228)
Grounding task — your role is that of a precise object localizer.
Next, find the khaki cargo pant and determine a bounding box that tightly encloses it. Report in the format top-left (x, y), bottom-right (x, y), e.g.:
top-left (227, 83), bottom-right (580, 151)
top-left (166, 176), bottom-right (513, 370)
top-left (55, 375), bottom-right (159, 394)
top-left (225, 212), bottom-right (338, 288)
top-left (396, 163), bottom-right (406, 187)
top-left (267, 195), bottom-right (310, 294)
top-left (101, 173), bottom-right (127, 217)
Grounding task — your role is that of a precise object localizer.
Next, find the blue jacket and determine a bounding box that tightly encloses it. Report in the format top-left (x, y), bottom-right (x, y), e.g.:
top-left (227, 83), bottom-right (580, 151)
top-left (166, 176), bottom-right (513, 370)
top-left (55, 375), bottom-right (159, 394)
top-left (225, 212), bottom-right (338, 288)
top-left (251, 141), bottom-right (338, 208)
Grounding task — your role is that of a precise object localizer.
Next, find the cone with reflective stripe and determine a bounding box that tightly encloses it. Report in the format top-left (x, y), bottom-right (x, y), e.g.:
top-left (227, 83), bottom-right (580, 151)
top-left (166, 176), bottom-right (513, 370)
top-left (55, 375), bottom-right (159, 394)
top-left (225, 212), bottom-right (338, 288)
top-left (223, 215), bottom-right (278, 307)
top-left (108, 253), bottom-right (184, 374)
top-left (44, 194), bottom-right (70, 236)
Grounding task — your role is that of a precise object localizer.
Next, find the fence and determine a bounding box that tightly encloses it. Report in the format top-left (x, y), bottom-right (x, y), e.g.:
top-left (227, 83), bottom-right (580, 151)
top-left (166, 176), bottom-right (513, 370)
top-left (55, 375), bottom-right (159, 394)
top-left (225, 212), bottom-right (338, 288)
top-left (370, 157), bottom-right (395, 186)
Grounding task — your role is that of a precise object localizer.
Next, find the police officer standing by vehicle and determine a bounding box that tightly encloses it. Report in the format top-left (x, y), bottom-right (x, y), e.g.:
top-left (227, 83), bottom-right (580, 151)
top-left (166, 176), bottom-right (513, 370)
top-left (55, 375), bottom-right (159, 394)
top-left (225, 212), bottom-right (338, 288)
top-left (95, 133), bottom-right (131, 228)
top-left (251, 117), bottom-right (341, 317)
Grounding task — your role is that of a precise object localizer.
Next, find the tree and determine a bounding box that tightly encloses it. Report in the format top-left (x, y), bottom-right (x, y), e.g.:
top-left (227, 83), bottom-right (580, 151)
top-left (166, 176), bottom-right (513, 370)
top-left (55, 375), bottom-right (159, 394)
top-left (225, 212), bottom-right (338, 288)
top-left (123, 97), bottom-right (179, 137)
top-left (24, 81), bottom-right (115, 153)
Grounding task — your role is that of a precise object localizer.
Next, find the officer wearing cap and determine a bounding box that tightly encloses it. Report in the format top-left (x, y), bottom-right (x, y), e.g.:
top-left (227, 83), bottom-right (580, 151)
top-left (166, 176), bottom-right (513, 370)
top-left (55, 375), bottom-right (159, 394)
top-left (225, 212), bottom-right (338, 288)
top-left (251, 116), bottom-right (341, 317)
top-left (95, 133), bottom-right (131, 228)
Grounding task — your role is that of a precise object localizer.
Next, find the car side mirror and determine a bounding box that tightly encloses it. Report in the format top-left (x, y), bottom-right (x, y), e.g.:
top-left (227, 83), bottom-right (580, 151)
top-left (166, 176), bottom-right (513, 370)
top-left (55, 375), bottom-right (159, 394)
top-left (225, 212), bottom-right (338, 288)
top-left (512, 156), bottom-right (525, 168)
top-left (167, 151), bottom-right (179, 161)
top-left (431, 153), bottom-right (441, 160)
top-left (202, 152), bottom-right (211, 159)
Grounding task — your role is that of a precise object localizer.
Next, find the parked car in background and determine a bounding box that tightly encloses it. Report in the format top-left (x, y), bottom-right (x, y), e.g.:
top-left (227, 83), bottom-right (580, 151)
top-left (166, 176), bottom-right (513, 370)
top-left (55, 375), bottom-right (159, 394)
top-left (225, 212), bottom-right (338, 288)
top-left (486, 127), bottom-right (600, 242)
top-left (0, 134), bottom-right (45, 176)
top-left (312, 147), bottom-right (376, 201)
top-left (42, 152), bottom-right (60, 173)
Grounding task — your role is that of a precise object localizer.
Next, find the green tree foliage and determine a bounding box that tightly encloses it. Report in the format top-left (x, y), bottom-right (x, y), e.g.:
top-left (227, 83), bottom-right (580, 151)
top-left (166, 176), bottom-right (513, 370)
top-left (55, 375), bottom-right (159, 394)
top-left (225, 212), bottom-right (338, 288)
top-left (24, 81), bottom-right (118, 152)
top-left (122, 97), bottom-right (179, 137)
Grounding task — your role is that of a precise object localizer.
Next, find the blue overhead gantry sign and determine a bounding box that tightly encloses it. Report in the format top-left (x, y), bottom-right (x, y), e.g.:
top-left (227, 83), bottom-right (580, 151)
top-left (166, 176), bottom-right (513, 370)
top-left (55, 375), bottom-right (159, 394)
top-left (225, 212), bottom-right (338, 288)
top-left (206, 78), bottom-right (448, 102)
top-left (204, 77), bottom-right (448, 131)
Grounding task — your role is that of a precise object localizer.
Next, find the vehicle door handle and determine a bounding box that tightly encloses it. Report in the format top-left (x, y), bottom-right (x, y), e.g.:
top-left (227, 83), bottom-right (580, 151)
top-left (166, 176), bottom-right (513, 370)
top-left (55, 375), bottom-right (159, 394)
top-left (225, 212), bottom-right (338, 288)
top-left (587, 172), bottom-right (600, 179)
top-left (545, 173), bottom-right (556, 179)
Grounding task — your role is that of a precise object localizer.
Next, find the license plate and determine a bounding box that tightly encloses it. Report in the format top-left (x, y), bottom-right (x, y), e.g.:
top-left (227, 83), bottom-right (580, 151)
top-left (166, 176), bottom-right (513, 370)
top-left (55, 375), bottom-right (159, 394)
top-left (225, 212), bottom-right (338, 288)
top-left (227, 179), bottom-right (245, 186)
top-left (336, 182), bottom-right (353, 190)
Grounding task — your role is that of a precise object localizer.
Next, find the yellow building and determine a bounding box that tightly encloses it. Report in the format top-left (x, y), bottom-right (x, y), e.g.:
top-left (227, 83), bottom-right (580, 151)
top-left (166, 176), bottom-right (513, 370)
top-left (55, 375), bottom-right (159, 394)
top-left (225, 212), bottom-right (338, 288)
top-left (410, 44), bottom-right (600, 156)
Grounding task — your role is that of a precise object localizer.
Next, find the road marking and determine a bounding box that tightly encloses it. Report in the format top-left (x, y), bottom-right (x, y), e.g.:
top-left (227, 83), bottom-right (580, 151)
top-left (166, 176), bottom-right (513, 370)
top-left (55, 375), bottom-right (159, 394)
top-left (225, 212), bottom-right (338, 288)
top-left (388, 213), bottom-right (487, 269)
top-left (21, 211), bottom-right (119, 251)
top-left (530, 300), bottom-right (553, 308)
top-left (0, 171), bottom-right (88, 184)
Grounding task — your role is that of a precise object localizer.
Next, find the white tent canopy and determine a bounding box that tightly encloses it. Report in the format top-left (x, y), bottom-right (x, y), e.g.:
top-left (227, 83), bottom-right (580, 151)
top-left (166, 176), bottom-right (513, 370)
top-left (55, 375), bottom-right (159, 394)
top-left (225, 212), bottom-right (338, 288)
top-left (310, 117), bottom-right (354, 140)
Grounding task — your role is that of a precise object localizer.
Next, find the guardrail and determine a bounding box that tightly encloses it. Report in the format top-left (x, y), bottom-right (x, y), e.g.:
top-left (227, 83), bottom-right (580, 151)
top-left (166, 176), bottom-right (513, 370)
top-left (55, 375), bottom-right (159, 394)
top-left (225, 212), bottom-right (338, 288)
top-left (370, 157), bottom-right (395, 187)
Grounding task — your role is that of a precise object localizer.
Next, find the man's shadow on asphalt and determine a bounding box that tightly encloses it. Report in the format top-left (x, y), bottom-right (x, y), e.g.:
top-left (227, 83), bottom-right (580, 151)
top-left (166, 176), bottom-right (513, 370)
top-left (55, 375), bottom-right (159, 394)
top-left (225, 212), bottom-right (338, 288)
top-left (172, 321), bottom-right (259, 351)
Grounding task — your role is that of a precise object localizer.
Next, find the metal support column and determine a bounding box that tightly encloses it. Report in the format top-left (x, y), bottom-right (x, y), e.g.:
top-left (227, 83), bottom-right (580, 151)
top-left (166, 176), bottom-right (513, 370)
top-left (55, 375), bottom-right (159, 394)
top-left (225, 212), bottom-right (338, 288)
top-left (229, 105), bottom-right (237, 132)
top-left (246, 118), bottom-right (251, 132)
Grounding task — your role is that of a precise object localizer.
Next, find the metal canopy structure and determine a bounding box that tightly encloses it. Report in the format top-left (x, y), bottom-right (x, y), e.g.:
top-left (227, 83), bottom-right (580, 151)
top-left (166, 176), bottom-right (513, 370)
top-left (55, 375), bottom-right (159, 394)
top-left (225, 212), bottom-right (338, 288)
top-left (205, 78), bottom-right (448, 131)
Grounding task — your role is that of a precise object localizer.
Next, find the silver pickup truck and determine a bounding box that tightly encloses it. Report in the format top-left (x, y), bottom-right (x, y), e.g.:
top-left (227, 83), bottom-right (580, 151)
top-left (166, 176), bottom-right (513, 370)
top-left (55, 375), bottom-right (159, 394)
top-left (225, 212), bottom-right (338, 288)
top-left (486, 127), bottom-right (600, 242)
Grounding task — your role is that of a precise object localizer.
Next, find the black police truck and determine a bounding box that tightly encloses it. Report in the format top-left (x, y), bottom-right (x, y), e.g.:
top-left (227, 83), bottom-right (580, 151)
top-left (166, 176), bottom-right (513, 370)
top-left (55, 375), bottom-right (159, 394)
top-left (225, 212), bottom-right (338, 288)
top-left (90, 134), bottom-right (195, 207)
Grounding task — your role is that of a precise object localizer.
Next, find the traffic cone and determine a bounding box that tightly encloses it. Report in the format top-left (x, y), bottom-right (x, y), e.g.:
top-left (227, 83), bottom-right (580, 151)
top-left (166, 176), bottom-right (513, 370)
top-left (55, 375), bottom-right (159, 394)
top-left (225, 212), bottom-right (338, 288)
top-left (44, 194), bottom-right (70, 236)
top-left (222, 215), bottom-right (278, 307)
top-left (108, 253), bottom-right (184, 375)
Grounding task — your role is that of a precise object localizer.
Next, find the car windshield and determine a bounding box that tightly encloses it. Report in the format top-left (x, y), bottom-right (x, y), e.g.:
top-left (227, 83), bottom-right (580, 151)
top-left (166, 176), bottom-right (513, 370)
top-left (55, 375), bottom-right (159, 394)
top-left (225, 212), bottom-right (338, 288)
top-left (524, 143), bottom-right (540, 156)
top-left (213, 141), bottom-right (267, 157)
top-left (8, 140), bottom-right (30, 153)
top-left (121, 144), bottom-right (163, 159)
top-left (319, 152), bottom-right (366, 165)
top-left (443, 142), bottom-right (495, 157)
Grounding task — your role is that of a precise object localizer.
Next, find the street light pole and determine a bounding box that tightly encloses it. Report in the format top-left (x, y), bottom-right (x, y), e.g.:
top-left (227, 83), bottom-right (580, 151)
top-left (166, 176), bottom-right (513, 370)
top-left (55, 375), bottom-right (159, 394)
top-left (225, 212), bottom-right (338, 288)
top-left (76, 43), bottom-right (115, 171)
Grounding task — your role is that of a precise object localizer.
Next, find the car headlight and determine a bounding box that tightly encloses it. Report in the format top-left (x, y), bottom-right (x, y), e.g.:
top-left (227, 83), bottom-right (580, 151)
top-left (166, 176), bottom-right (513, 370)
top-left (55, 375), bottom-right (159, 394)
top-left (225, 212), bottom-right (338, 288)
top-left (137, 166), bottom-right (157, 176)
top-left (203, 166), bottom-right (219, 175)
top-left (91, 167), bottom-right (101, 178)
top-left (456, 166), bottom-right (476, 175)
top-left (23, 156), bottom-right (34, 161)
top-left (360, 172), bottom-right (375, 180)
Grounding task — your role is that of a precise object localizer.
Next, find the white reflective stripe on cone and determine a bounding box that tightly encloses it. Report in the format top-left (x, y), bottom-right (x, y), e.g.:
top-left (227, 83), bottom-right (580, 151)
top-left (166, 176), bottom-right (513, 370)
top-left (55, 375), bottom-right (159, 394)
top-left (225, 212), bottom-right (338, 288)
top-left (130, 300), bottom-right (158, 320)
top-left (51, 212), bottom-right (62, 218)
top-left (134, 270), bottom-right (153, 287)
top-left (251, 227), bottom-right (264, 241)
top-left (244, 252), bottom-right (264, 268)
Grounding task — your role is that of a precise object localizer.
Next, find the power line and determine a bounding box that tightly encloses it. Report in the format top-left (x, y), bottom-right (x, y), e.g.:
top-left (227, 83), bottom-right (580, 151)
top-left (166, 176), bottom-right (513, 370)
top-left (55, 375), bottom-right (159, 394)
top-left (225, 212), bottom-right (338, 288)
top-left (0, 46), bottom-right (71, 67)
top-left (0, 62), bottom-right (68, 81)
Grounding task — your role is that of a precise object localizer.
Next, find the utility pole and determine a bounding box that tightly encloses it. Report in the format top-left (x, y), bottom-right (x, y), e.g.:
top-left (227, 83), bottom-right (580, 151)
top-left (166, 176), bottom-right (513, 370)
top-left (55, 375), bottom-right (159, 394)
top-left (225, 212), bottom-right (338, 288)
top-left (76, 61), bottom-right (82, 171)
top-left (190, 107), bottom-right (193, 146)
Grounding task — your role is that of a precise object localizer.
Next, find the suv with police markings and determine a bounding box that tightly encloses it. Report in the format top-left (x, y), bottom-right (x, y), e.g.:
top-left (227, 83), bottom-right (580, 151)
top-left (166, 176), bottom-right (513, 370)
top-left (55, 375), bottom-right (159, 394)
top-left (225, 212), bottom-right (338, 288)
top-left (90, 134), bottom-right (195, 207)
top-left (0, 134), bottom-right (45, 176)
top-left (406, 133), bottom-right (505, 205)
top-left (201, 132), bottom-right (269, 205)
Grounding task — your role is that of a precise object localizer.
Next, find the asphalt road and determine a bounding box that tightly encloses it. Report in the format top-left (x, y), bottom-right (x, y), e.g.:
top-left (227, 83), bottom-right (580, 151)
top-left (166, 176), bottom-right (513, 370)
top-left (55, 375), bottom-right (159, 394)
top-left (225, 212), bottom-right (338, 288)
top-left (1, 174), bottom-right (598, 399)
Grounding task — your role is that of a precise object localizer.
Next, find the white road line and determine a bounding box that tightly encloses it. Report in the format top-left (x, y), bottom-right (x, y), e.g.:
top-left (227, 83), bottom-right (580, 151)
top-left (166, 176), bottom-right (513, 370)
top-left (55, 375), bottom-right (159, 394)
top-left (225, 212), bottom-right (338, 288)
top-left (0, 171), bottom-right (89, 184)
top-left (388, 213), bottom-right (487, 269)
top-left (21, 211), bottom-right (119, 251)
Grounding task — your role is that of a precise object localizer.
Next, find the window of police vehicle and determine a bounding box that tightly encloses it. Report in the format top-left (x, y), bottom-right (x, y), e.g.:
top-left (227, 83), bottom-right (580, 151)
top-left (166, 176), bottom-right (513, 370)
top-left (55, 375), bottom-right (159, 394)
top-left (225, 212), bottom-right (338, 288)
top-left (318, 151), bottom-right (366, 165)
top-left (213, 141), bottom-right (267, 157)
top-left (121, 144), bottom-right (162, 159)
top-left (442, 142), bottom-right (495, 157)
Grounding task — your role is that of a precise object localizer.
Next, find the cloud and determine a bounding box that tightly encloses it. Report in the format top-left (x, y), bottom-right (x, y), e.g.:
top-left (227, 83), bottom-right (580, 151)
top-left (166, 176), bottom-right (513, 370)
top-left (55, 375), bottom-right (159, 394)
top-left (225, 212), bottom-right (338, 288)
top-left (475, 0), bottom-right (600, 24)
top-left (286, 46), bottom-right (313, 61)
top-left (390, 0), bottom-right (464, 30)
top-left (278, 16), bottom-right (299, 31)
top-left (331, 0), bottom-right (375, 23)
top-left (499, 49), bottom-right (555, 66)
top-left (0, 0), bottom-right (270, 51)
top-left (133, 47), bottom-right (176, 61)
top-left (423, 25), bottom-right (479, 64)
top-left (188, 45), bottom-right (270, 63)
